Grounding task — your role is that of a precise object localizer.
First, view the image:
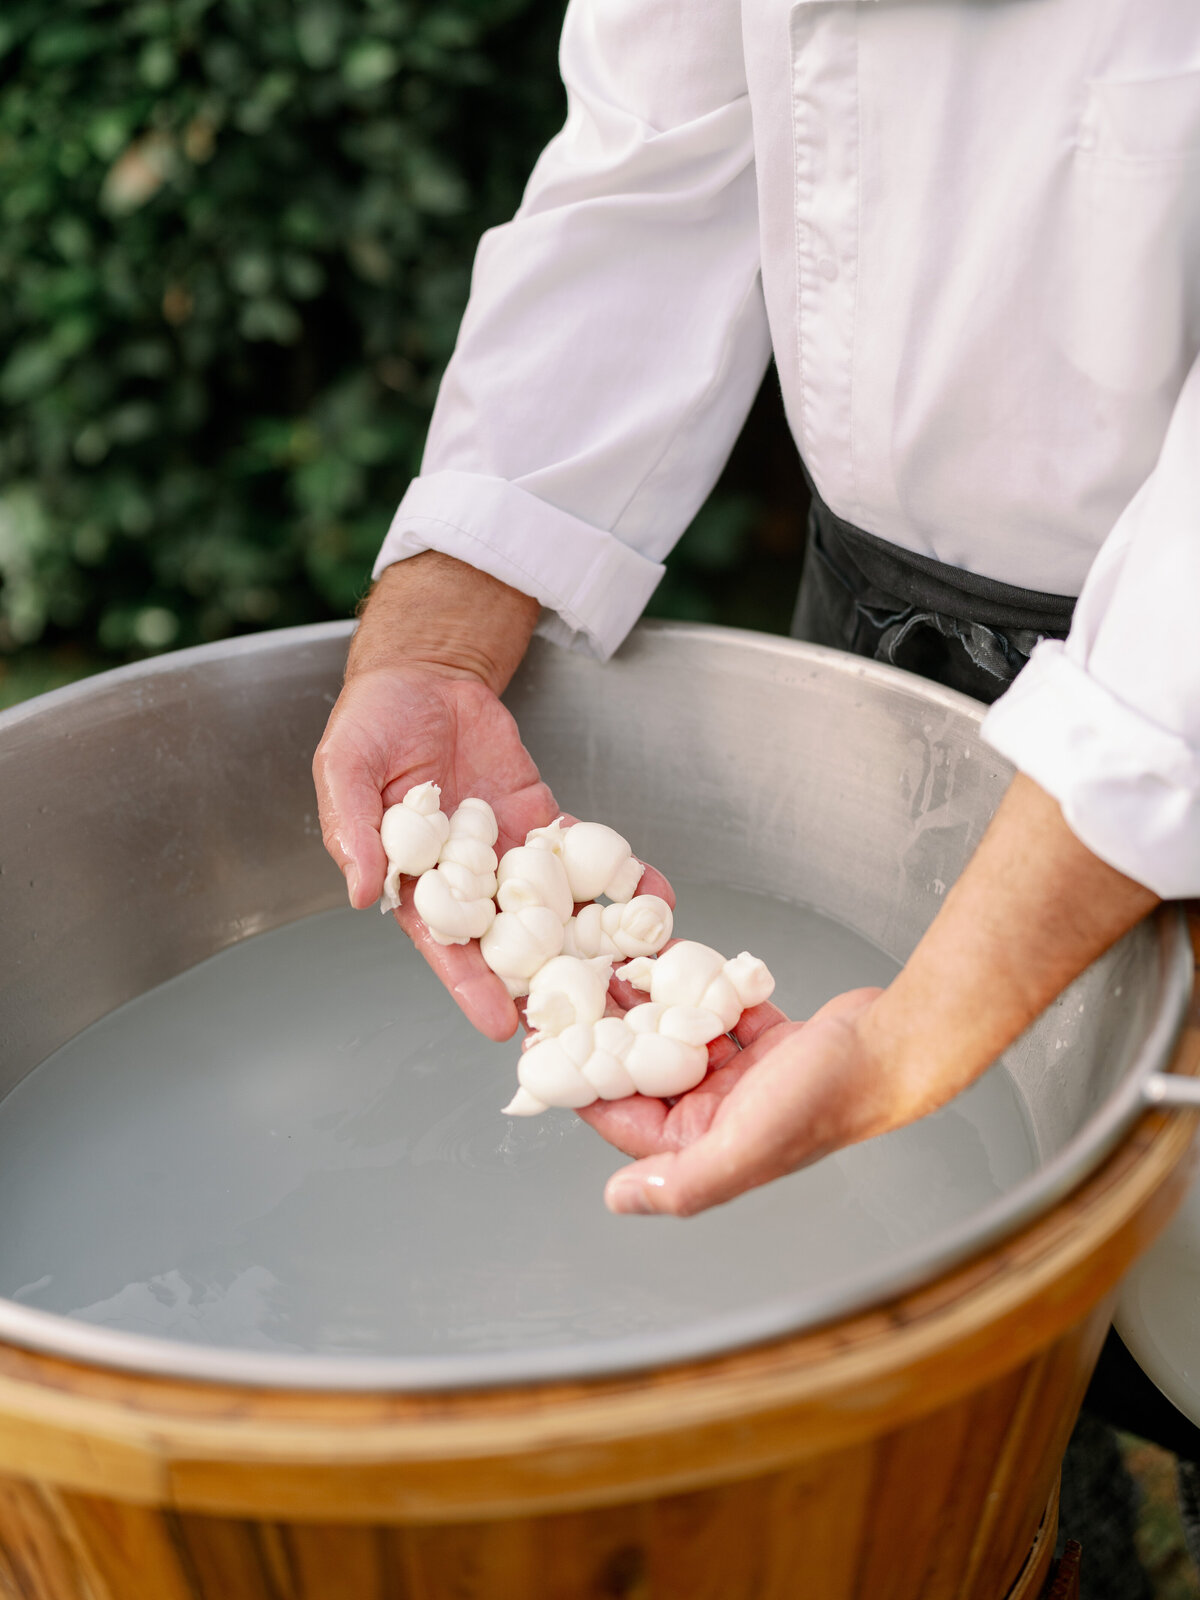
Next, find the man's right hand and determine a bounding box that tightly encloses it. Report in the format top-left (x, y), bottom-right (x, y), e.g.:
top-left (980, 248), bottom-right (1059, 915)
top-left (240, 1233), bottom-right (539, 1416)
top-left (313, 554), bottom-right (555, 1041)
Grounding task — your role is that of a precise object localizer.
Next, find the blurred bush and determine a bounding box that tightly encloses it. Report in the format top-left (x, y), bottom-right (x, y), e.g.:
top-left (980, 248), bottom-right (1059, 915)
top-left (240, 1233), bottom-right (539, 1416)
top-left (0, 0), bottom-right (565, 658)
top-left (0, 0), bottom-right (803, 672)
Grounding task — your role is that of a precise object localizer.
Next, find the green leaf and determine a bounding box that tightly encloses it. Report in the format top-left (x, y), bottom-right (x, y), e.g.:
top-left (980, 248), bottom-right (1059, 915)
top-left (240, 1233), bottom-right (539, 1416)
top-left (87, 109), bottom-right (134, 163)
top-left (0, 340), bottom-right (63, 404)
top-left (280, 253), bottom-right (325, 299)
top-left (295, 4), bottom-right (341, 70)
top-left (107, 400), bottom-right (160, 444)
top-left (73, 424), bottom-right (110, 466)
top-left (342, 39), bottom-right (399, 91)
top-left (293, 454), bottom-right (363, 517)
top-left (50, 313), bottom-right (98, 360)
top-left (30, 22), bottom-right (103, 67)
top-left (138, 37), bottom-right (177, 89)
top-left (49, 216), bottom-right (93, 263)
top-left (228, 249), bottom-right (274, 297)
top-left (409, 156), bottom-right (469, 217)
top-left (238, 296), bottom-right (302, 344)
top-left (131, 605), bottom-right (179, 649)
top-left (0, 19), bottom-right (25, 63)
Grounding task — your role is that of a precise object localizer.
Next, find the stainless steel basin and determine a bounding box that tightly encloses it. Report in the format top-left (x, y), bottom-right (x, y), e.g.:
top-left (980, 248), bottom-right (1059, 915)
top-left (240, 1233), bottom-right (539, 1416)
top-left (0, 620), bottom-right (1190, 1387)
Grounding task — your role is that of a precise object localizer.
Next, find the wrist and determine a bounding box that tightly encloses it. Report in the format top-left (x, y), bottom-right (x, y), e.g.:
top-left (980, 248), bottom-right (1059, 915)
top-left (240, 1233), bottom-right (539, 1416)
top-left (849, 992), bottom-right (943, 1128)
top-left (855, 774), bottom-right (1161, 1123)
top-left (347, 553), bottom-right (540, 695)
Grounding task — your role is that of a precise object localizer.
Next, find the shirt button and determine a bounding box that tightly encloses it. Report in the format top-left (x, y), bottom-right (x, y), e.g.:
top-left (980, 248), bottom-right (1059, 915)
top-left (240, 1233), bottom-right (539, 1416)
top-left (818, 256), bottom-right (838, 281)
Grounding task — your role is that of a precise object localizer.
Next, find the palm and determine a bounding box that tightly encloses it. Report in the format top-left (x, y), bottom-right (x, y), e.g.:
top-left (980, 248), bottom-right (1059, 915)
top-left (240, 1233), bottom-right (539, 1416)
top-left (314, 664), bottom-right (557, 1039)
top-left (341, 666), bottom-right (554, 853)
top-left (578, 988), bottom-right (889, 1214)
top-left (577, 1010), bottom-right (802, 1160)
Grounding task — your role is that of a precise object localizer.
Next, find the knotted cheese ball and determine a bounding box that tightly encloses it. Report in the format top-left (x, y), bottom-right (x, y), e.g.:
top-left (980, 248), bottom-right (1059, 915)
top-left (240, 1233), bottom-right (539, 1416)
top-left (494, 844), bottom-right (574, 923)
top-left (525, 818), bottom-right (643, 903)
top-left (413, 861), bottom-right (497, 946)
top-left (524, 954), bottom-right (615, 1038)
top-left (617, 941), bottom-right (774, 1033)
top-left (480, 906), bottom-right (566, 997)
top-left (436, 798), bottom-right (499, 897)
top-left (380, 782), bottom-right (450, 912)
top-left (563, 896), bottom-right (673, 961)
top-left (502, 1001), bottom-right (714, 1117)
top-left (406, 798), bottom-right (499, 946)
top-left (480, 838), bottom-right (577, 995)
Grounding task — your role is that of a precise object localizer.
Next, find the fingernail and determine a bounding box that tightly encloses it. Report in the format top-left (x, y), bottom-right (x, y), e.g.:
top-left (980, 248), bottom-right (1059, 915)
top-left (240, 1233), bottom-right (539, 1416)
top-left (606, 1175), bottom-right (659, 1215)
top-left (343, 864), bottom-right (360, 906)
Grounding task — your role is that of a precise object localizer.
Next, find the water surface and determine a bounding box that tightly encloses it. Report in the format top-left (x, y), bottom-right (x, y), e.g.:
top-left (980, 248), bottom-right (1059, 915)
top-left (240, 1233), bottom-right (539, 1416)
top-left (0, 885), bottom-right (1037, 1360)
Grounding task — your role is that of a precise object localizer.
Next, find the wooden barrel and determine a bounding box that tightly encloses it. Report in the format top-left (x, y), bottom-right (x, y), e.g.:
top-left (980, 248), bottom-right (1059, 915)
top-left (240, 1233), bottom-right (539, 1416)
top-left (0, 917), bottom-right (1195, 1600)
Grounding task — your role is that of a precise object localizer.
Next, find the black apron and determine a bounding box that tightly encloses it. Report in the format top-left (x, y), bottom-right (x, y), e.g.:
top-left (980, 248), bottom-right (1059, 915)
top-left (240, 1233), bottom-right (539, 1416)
top-left (791, 483), bottom-right (1200, 1466)
top-left (791, 487), bottom-right (1075, 700)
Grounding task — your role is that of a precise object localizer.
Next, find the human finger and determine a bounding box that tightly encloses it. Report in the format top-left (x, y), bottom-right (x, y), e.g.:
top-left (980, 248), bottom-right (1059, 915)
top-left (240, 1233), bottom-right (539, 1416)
top-left (604, 1020), bottom-right (835, 1215)
top-left (634, 862), bottom-right (675, 909)
top-left (604, 1123), bottom-right (816, 1217)
top-left (705, 1033), bottom-right (741, 1073)
top-left (392, 883), bottom-right (519, 1042)
top-left (312, 723), bottom-right (389, 909)
top-left (575, 1094), bottom-right (673, 1158)
top-left (578, 1039), bottom-right (755, 1157)
top-left (730, 999), bottom-right (792, 1048)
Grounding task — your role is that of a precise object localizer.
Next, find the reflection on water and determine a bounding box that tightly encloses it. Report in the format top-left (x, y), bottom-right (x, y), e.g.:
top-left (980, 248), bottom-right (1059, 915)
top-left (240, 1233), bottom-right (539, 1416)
top-left (0, 889), bottom-right (1036, 1359)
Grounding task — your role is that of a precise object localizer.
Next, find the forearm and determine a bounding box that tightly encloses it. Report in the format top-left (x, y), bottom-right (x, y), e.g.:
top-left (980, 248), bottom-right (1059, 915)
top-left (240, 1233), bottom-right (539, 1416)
top-left (860, 773), bottom-right (1161, 1119)
top-left (348, 554), bottom-right (540, 694)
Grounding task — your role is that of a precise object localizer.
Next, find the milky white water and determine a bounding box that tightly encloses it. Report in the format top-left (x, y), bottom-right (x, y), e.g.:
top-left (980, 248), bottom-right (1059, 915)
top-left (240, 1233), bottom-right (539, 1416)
top-left (0, 885), bottom-right (1036, 1361)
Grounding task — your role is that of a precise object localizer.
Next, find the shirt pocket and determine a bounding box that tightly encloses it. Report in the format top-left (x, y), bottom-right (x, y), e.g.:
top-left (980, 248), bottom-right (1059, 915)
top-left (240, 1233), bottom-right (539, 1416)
top-left (1059, 68), bottom-right (1200, 395)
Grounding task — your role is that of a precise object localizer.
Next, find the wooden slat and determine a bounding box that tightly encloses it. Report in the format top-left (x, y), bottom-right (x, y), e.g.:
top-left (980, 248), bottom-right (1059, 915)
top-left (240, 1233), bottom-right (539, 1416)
top-left (169, 1515), bottom-right (285, 1600)
top-left (908, 1365), bottom-right (1031, 1599)
top-left (852, 1369), bottom-right (1018, 1600)
top-left (647, 1478), bottom-right (768, 1600)
top-left (755, 1451), bottom-right (875, 1600)
top-left (529, 1505), bottom-right (649, 1600)
top-left (283, 1522), bottom-right (394, 1600)
top-left (401, 1516), bottom-right (535, 1600)
top-left (48, 1492), bottom-right (196, 1600)
top-left (1003, 1483), bottom-right (1060, 1600)
top-left (0, 1480), bottom-right (93, 1600)
top-left (960, 1301), bottom-right (1109, 1598)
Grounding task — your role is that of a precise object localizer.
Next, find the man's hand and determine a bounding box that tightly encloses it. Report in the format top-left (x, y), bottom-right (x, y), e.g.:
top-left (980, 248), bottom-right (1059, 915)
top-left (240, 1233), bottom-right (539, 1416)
top-left (315, 553), bottom-right (674, 1039)
top-left (313, 554), bottom-right (552, 1041)
top-left (590, 774), bottom-right (1160, 1216)
top-left (581, 989), bottom-right (892, 1214)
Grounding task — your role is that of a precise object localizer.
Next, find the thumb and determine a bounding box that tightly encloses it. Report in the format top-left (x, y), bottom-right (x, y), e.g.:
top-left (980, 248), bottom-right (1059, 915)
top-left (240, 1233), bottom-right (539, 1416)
top-left (604, 1140), bottom-right (756, 1218)
top-left (312, 733), bottom-right (389, 909)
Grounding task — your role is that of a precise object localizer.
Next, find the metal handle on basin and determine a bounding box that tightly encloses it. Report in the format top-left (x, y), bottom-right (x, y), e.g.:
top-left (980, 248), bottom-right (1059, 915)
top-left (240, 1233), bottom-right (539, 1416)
top-left (1144, 1074), bottom-right (1200, 1109)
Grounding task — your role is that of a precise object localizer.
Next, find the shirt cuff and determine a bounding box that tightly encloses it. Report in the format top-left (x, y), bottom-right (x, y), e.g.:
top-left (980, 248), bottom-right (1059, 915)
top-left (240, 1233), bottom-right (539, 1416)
top-left (981, 640), bottom-right (1200, 899)
top-left (372, 470), bottom-right (666, 660)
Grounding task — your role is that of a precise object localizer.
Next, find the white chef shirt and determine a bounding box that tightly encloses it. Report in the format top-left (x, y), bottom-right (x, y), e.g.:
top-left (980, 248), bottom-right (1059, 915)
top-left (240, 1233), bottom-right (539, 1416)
top-left (374, 0), bottom-right (1200, 899)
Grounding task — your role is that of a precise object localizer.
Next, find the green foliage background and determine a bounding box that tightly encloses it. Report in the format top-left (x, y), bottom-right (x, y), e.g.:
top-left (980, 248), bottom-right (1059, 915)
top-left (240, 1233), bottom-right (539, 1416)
top-left (0, 0), bottom-right (803, 695)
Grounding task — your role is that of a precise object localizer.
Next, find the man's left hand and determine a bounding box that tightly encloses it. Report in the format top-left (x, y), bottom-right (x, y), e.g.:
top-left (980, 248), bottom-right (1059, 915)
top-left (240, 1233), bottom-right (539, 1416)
top-left (584, 773), bottom-right (1160, 1217)
top-left (580, 988), bottom-right (917, 1215)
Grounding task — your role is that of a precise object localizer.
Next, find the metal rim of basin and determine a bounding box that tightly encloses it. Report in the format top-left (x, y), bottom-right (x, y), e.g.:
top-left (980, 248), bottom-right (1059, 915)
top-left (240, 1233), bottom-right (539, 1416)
top-left (0, 621), bottom-right (1191, 1391)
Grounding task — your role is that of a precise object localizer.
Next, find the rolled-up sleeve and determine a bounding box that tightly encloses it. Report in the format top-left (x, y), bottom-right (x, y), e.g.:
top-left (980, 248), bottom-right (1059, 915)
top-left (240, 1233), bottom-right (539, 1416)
top-left (373, 0), bottom-right (771, 659)
top-left (982, 354), bottom-right (1200, 898)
